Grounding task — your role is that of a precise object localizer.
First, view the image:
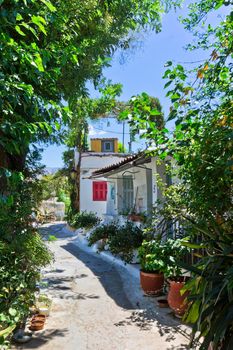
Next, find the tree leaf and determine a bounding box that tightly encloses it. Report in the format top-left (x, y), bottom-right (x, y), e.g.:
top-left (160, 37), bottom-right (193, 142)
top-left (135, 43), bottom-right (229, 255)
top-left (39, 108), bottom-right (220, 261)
top-left (15, 25), bottom-right (26, 36)
top-left (33, 53), bottom-right (45, 72)
top-left (40, 0), bottom-right (56, 12)
top-left (9, 307), bottom-right (17, 316)
top-left (31, 15), bottom-right (47, 35)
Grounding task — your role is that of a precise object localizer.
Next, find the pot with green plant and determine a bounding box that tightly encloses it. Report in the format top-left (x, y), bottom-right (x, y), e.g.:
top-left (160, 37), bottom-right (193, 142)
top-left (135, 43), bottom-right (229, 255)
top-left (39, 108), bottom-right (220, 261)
top-left (138, 239), bottom-right (168, 295)
top-left (163, 238), bottom-right (191, 317)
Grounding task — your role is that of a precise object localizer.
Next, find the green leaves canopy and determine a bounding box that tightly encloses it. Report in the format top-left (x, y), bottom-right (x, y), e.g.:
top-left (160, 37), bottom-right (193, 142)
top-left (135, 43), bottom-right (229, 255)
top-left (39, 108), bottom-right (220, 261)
top-left (0, 0), bottom-right (171, 171)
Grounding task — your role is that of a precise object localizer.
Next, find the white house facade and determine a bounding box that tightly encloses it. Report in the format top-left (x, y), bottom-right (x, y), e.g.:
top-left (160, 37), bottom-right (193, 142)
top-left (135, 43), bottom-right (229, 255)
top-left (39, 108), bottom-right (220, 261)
top-left (91, 153), bottom-right (168, 220)
top-left (74, 138), bottom-right (128, 217)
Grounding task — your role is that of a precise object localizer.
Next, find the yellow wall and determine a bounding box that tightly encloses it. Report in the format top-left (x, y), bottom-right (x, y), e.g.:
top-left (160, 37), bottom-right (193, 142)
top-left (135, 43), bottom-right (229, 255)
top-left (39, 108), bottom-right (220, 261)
top-left (91, 139), bottom-right (102, 152)
top-left (114, 139), bottom-right (118, 153)
top-left (90, 139), bottom-right (118, 153)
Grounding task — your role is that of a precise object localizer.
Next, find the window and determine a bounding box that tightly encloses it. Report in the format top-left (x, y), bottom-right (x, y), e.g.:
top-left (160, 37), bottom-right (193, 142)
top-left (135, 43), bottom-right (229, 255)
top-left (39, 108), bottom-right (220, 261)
top-left (122, 175), bottom-right (134, 211)
top-left (93, 181), bottom-right (108, 201)
top-left (101, 140), bottom-right (114, 152)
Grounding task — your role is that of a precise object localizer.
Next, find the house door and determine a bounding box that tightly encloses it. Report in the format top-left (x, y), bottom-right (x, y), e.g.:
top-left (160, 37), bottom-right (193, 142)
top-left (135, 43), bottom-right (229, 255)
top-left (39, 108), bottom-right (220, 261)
top-left (122, 175), bottom-right (134, 212)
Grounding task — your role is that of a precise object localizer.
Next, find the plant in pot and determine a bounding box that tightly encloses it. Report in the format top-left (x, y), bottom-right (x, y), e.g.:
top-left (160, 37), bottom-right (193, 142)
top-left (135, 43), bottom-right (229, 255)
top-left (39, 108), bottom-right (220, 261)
top-left (162, 238), bottom-right (191, 317)
top-left (138, 238), bottom-right (169, 295)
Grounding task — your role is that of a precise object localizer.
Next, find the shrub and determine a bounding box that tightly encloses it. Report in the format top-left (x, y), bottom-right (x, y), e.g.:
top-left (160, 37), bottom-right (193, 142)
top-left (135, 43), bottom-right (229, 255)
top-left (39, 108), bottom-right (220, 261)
top-left (0, 169), bottom-right (54, 347)
top-left (88, 222), bottom-right (118, 246)
top-left (108, 222), bottom-right (143, 263)
top-left (68, 211), bottom-right (100, 229)
top-left (0, 231), bottom-right (53, 347)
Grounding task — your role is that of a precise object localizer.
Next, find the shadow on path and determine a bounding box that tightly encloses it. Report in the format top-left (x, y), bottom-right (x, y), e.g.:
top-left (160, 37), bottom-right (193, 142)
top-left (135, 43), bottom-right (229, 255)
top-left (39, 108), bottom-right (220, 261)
top-left (62, 242), bottom-right (192, 348)
top-left (15, 329), bottom-right (69, 349)
top-left (40, 223), bottom-right (73, 239)
top-left (62, 242), bottom-right (134, 310)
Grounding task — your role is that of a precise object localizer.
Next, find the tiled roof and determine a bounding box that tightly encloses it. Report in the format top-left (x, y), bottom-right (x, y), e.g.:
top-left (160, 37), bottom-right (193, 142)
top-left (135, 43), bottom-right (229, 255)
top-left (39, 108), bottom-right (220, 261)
top-left (92, 152), bottom-right (147, 176)
top-left (81, 152), bottom-right (127, 157)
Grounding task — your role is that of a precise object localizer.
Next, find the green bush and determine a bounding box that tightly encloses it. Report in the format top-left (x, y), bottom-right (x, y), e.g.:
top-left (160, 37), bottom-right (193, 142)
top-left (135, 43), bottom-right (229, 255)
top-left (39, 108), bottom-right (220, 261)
top-left (88, 221), bottom-right (144, 263)
top-left (0, 232), bottom-right (53, 347)
top-left (88, 222), bottom-right (118, 246)
top-left (108, 222), bottom-right (143, 263)
top-left (0, 170), bottom-right (53, 348)
top-left (68, 211), bottom-right (100, 229)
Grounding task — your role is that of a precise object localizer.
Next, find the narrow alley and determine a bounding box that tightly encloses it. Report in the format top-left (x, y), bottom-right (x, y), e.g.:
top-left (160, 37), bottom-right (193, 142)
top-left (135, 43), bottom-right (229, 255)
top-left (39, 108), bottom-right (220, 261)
top-left (17, 223), bottom-right (191, 350)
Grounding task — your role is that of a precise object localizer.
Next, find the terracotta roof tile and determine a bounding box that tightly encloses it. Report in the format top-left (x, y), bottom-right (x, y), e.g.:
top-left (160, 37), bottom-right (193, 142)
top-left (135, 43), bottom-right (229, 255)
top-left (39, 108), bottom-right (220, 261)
top-left (92, 152), bottom-right (144, 176)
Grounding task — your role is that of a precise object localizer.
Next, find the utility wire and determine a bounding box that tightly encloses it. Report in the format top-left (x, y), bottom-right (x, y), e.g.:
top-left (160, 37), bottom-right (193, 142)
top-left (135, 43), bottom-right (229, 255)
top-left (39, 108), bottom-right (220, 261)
top-left (90, 125), bottom-right (131, 135)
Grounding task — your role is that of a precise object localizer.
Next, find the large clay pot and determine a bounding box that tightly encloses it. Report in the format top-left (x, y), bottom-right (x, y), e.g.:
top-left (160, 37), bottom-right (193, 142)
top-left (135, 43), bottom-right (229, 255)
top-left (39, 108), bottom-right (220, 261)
top-left (167, 277), bottom-right (189, 317)
top-left (140, 271), bottom-right (164, 295)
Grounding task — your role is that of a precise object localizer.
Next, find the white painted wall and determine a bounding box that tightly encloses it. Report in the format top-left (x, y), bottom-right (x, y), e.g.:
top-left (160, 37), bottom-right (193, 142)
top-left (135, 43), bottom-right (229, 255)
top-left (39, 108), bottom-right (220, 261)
top-left (79, 152), bottom-right (127, 218)
top-left (105, 157), bottom-right (163, 217)
top-left (106, 165), bottom-right (149, 215)
top-left (40, 200), bottom-right (65, 220)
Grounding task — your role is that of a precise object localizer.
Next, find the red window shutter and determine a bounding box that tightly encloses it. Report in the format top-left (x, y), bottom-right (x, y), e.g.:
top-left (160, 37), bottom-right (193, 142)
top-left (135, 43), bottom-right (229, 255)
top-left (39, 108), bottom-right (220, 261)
top-left (93, 181), bottom-right (107, 201)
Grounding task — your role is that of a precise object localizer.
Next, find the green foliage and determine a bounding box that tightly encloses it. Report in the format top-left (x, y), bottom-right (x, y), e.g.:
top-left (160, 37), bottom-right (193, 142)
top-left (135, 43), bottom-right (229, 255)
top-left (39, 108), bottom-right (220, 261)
top-left (108, 222), bottom-right (143, 263)
top-left (0, 170), bottom-right (53, 346)
top-left (0, 0), bottom-right (172, 175)
top-left (120, 3), bottom-right (233, 349)
top-left (161, 8), bottom-right (233, 348)
top-left (39, 172), bottom-right (71, 211)
top-left (118, 142), bottom-right (127, 153)
top-left (68, 211), bottom-right (100, 229)
top-left (138, 238), bottom-right (190, 276)
top-left (119, 93), bottom-right (165, 146)
top-left (88, 221), bottom-right (143, 263)
top-left (88, 222), bottom-right (118, 246)
top-left (0, 0), bottom-right (180, 347)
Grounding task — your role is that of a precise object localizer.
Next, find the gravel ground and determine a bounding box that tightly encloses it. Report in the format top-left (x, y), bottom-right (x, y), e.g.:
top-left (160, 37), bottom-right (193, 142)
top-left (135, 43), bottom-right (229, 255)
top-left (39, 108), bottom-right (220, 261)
top-left (15, 223), bottom-right (192, 350)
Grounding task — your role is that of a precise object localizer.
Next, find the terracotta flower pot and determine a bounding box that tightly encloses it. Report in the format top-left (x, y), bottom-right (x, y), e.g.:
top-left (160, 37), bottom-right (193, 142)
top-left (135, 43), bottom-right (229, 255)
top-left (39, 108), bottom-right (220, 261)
top-left (31, 314), bottom-right (46, 322)
top-left (140, 271), bottom-right (164, 295)
top-left (167, 277), bottom-right (189, 317)
top-left (29, 320), bottom-right (45, 331)
top-left (157, 298), bottom-right (169, 308)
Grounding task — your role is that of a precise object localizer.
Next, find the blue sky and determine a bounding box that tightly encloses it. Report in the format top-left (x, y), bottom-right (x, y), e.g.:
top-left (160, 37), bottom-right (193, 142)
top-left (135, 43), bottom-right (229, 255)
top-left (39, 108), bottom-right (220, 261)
top-left (41, 1), bottom-right (227, 167)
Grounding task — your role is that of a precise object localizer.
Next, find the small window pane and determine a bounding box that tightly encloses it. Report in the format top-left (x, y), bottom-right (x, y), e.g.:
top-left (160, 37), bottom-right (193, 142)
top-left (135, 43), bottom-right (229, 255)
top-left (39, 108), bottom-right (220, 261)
top-left (102, 140), bottom-right (114, 152)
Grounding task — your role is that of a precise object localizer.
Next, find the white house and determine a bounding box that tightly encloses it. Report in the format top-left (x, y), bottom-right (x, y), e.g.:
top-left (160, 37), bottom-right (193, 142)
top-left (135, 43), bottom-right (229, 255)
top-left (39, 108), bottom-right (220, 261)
top-left (91, 153), bottom-right (169, 220)
top-left (74, 138), bottom-right (128, 217)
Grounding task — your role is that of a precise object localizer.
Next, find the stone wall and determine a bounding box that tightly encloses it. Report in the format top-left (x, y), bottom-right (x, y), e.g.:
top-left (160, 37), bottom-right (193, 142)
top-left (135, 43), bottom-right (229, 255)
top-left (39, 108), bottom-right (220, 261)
top-left (40, 200), bottom-right (65, 221)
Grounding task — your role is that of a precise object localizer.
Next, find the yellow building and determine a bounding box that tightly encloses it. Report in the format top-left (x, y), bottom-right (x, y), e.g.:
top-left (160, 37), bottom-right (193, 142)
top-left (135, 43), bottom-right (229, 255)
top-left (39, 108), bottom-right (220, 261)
top-left (90, 138), bottom-right (118, 153)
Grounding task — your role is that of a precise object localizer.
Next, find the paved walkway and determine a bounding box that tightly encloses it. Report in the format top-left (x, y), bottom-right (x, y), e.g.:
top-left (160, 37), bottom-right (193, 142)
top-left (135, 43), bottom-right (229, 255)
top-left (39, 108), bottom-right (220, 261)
top-left (17, 223), bottom-right (191, 350)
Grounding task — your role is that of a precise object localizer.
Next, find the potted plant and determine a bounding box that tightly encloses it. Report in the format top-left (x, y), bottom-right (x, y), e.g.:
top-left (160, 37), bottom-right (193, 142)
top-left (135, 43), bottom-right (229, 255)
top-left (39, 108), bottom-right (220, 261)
top-left (138, 239), bottom-right (168, 295)
top-left (162, 238), bottom-right (191, 317)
